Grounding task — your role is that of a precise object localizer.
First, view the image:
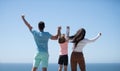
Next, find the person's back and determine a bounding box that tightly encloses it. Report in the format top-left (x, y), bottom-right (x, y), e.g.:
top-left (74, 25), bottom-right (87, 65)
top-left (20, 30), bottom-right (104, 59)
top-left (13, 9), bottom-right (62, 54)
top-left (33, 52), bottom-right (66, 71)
top-left (31, 30), bottom-right (51, 53)
top-left (21, 15), bottom-right (61, 71)
top-left (70, 28), bottom-right (101, 71)
top-left (58, 33), bottom-right (68, 55)
top-left (59, 41), bottom-right (68, 55)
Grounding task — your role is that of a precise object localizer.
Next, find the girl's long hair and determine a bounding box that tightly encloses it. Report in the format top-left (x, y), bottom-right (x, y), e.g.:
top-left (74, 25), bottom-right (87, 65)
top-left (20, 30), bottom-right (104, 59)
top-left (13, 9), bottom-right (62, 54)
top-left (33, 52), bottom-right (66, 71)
top-left (69, 28), bottom-right (86, 48)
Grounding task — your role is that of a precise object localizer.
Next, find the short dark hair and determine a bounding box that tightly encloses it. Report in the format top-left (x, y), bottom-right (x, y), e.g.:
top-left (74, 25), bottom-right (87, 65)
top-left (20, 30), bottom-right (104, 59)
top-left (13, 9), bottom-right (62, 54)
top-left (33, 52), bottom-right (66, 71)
top-left (38, 21), bottom-right (45, 31)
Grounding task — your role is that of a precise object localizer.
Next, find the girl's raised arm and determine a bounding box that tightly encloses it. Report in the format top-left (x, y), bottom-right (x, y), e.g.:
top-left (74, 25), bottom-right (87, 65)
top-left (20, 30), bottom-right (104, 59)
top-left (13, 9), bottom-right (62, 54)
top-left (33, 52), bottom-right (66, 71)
top-left (66, 26), bottom-right (70, 41)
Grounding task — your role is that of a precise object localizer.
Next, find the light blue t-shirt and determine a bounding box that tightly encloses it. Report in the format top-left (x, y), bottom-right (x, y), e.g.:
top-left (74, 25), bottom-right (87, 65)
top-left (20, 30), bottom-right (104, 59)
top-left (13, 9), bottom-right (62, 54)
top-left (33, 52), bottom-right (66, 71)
top-left (31, 29), bottom-right (52, 53)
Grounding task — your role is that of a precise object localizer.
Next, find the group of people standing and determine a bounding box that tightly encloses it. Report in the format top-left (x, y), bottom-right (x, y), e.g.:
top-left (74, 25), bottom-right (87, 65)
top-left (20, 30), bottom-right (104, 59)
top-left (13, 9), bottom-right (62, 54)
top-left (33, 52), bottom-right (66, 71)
top-left (21, 15), bottom-right (101, 71)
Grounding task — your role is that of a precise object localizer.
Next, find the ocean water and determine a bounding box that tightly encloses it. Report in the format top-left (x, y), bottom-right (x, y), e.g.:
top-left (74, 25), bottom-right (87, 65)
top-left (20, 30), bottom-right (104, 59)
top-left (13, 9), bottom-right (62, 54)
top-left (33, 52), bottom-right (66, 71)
top-left (0, 63), bottom-right (120, 71)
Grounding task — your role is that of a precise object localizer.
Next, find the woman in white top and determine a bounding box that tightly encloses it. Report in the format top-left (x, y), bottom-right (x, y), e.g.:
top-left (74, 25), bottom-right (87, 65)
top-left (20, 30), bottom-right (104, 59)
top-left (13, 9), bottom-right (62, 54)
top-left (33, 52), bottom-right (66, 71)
top-left (69, 28), bottom-right (101, 71)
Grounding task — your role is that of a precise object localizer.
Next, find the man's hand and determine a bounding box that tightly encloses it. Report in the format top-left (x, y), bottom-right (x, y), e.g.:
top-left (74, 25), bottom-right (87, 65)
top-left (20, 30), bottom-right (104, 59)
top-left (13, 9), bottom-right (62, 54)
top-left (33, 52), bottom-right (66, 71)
top-left (21, 14), bottom-right (25, 18)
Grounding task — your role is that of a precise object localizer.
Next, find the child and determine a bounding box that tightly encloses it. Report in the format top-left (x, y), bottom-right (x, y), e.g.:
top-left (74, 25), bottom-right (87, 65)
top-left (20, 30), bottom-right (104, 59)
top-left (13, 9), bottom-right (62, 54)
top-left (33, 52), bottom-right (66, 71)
top-left (21, 15), bottom-right (61, 71)
top-left (58, 26), bottom-right (70, 71)
top-left (69, 28), bottom-right (101, 71)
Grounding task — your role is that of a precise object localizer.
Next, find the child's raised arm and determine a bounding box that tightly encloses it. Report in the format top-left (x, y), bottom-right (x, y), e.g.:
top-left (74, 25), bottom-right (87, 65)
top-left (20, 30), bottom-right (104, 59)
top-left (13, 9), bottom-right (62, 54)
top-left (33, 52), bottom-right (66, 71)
top-left (21, 15), bottom-right (32, 31)
top-left (66, 26), bottom-right (70, 41)
top-left (58, 26), bottom-right (61, 38)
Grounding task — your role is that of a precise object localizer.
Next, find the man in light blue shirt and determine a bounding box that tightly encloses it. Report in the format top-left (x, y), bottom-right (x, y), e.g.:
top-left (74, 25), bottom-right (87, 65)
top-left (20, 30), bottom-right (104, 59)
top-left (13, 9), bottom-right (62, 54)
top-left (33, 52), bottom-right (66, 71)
top-left (31, 29), bottom-right (52, 53)
top-left (21, 15), bottom-right (61, 71)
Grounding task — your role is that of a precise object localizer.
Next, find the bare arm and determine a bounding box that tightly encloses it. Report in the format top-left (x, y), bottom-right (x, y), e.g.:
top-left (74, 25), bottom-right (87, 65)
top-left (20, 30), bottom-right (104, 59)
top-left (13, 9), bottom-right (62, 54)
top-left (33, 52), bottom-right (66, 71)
top-left (21, 15), bottom-right (32, 30)
top-left (50, 26), bottom-right (61, 40)
top-left (87, 33), bottom-right (102, 43)
top-left (58, 26), bottom-right (61, 38)
top-left (66, 26), bottom-right (70, 41)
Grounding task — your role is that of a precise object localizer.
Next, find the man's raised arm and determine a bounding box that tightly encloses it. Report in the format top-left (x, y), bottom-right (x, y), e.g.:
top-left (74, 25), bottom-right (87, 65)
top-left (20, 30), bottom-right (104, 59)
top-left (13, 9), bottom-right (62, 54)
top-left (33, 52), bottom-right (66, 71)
top-left (21, 15), bottom-right (32, 30)
top-left (50, 26), bottom-right (61, 40)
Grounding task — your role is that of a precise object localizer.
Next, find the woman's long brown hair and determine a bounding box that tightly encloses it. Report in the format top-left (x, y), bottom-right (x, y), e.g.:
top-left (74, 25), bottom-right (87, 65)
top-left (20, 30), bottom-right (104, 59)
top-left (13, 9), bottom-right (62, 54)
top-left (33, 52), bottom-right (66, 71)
top-left (69, 28), bottom-right (86, 48)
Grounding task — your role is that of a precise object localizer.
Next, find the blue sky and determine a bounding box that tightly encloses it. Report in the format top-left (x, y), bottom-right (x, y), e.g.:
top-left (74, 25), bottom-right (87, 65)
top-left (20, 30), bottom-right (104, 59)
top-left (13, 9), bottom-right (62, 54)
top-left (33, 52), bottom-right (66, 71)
top-left (0, 0), bottom-right (120, 63)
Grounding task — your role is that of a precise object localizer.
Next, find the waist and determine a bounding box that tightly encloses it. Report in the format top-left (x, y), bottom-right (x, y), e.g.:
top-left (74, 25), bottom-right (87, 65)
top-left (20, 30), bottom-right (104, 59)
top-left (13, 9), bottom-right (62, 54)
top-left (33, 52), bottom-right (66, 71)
top-left (59, 51), bottom-right (68, 55)
top-left (37, 47), bottom-right (48, 53)
top-left (59, 54), bottom-right (68, 56)
top-left (36, 51), bottom-right (49, 56)
top-left (73, 50), bottom-right (82, 52)
top-left (72, 51), bottom-right (83, 54)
